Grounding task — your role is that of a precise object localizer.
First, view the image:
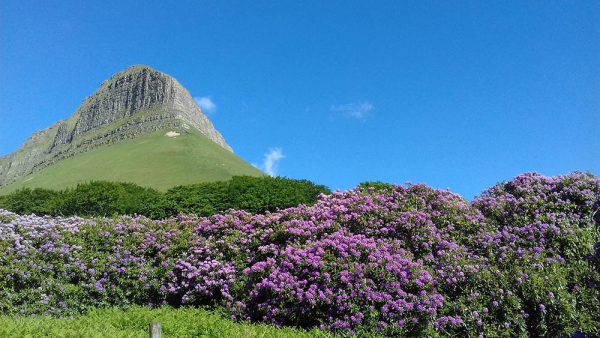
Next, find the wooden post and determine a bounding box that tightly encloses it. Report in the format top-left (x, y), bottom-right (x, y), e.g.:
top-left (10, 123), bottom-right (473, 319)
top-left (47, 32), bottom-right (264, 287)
top-left (149, 322), bottom-right (162, 338)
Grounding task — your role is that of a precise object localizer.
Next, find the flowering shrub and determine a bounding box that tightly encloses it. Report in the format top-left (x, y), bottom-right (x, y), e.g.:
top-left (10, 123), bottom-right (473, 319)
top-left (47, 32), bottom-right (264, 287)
top-left (0, 172), bottom-right (598, 337)
top-left (470, 172), bottom-right (600, 336)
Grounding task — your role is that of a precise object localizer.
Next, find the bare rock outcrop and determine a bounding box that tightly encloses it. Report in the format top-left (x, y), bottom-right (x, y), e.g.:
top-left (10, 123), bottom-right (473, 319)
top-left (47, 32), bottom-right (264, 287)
top-left (0, 65), bottom-right (232, 187)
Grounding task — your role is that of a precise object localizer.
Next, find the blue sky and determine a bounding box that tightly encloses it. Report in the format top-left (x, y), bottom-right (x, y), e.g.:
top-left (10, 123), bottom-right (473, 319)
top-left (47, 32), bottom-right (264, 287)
top-left (1, 1), bottom-right (598, 199)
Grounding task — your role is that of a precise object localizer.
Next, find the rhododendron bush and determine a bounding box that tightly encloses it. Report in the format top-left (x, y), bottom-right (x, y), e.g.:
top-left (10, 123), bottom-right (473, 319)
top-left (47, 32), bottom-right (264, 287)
top-left (1, 172), bottom-right (598, 337)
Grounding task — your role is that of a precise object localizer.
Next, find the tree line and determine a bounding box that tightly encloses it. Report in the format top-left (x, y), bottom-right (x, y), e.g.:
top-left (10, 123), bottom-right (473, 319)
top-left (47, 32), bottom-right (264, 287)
top-left (0, 176), bottom-right (331, 219)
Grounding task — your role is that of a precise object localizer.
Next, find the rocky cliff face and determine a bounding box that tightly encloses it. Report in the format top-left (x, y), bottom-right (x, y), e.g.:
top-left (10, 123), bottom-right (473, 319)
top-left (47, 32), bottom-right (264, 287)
top-left (0, 65), bottom-right (233, 187)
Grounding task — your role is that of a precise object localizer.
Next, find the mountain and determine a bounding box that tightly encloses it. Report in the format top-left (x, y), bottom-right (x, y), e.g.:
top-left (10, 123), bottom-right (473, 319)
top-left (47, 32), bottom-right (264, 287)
top-left (0, 65), bottom-right (264, 192)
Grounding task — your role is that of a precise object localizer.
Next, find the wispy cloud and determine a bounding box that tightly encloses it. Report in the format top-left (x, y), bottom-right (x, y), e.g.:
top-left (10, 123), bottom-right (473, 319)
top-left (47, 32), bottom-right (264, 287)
top-left (262, 148), bottom-right (284, 176)
top-left (194, 96), bottom-right (217, 114)
top-left (330, 101), bottom-right (374, 121)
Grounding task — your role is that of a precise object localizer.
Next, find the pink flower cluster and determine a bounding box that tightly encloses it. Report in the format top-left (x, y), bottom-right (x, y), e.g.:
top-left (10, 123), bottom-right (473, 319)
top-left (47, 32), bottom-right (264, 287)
top-left (0, 172), bottom-right (598, 336)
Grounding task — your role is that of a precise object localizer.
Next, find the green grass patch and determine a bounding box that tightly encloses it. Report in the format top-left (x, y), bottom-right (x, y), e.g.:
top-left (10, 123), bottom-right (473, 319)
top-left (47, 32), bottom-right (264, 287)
top-left (0, 306), bottom-right (332, 338)
top-left (0, 129), bottom-right (264, 194)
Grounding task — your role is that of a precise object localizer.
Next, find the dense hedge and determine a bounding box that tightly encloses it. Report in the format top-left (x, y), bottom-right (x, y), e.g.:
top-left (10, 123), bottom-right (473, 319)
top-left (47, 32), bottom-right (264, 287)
top-left (0, 176), bottom-right (331, 218)
top-left (0, 172), bottom-right (598, 337)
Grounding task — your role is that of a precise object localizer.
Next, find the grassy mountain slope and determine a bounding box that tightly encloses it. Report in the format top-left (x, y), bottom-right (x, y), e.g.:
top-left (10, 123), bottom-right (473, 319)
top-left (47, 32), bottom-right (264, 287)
top-left (0, 129), bottom-right (264, 194)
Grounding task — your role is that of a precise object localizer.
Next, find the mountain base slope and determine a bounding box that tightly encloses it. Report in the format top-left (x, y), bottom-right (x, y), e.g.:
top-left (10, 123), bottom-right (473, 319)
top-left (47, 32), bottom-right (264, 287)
top-left (0, 129), bottom-right (264, 194)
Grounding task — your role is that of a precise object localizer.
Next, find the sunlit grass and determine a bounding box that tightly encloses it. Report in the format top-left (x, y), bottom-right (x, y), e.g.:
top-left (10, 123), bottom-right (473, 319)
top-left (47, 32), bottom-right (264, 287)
top-left (0, 306), bottom-right (332, 338)
top-left (0, 129), bottom-right (263, 194)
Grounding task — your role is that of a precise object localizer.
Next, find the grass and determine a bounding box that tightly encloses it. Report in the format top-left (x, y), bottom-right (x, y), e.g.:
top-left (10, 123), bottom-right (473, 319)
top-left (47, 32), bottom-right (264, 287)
top-left (0, 306), bottom-right (332, 338)
top-left (0, 129), bottom-right (264, 194)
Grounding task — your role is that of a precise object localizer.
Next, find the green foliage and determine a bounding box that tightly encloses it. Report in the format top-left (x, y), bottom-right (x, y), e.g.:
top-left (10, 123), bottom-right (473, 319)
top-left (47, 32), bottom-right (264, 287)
top-left (357, 181), bottom-right (392, 192)
top-left (0, 188), bottom-right (60, 215)
top-left (0, 176), bottom-right (331, 218)
top-left (0, 306), bottom-right (332, 338)
top-left (166, 181), bottom-right (230, 217)
top-left (167, 176), bottom-right (331, 216)
top-left (55, 181), bottom-right (165, 217)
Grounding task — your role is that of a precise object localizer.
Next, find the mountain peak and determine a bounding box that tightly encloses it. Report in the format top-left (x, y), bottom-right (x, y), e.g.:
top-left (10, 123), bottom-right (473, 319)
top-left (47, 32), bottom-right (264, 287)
top-left (107, 65), bottom-right (166, 84)
top-left (122, 64), bottom-right (156, 71)
top-left (0, 66), bottom-right (234, 187)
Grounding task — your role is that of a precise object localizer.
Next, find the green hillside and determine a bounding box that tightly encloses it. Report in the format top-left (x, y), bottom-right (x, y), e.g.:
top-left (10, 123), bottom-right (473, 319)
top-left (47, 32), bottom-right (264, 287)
top-left (0, 130), bottom-right (264, 194)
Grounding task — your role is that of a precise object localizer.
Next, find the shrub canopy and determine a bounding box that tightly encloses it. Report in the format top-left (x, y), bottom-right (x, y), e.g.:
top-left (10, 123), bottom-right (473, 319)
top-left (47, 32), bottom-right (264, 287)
top-left (0, 176), bottom-right (331, 218)
top-left (0, 172), bottom-right (598, 337)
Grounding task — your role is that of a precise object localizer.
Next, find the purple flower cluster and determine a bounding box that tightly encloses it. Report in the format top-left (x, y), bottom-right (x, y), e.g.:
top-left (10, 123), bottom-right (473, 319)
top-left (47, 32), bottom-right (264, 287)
top-left (0, 171), bottom-right (599, 336)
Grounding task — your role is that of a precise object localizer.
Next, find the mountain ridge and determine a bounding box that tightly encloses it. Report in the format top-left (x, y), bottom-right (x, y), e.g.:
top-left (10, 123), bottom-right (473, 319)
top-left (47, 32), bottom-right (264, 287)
top-left (0, 66), bottom-right (259, 189)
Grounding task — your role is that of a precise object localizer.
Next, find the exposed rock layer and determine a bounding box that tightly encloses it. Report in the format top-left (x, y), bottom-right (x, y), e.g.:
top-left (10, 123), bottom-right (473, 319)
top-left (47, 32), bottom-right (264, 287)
top-left (0, 65), bottom-right (232, 186)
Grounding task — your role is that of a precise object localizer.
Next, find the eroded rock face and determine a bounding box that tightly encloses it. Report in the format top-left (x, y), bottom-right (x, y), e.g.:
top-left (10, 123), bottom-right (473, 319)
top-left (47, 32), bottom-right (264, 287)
top-left (0, 65), bottom-right (232, 187)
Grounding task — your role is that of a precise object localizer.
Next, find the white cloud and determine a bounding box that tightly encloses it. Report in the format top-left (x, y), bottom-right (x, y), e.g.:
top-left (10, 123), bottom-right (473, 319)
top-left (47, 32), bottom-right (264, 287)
top-left (330, 101), bottom-right (374, 121)
top-left (194, 96), bottom-right (217, 114)
top-left (262, 148), bottom-right (284, 177)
